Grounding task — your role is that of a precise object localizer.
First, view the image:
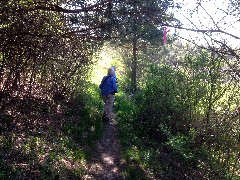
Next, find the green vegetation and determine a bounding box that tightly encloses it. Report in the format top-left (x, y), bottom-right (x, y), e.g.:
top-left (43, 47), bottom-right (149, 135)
top-left (116, 44), bottom-right (239, 179)
top-left (0, 84), bottom-right (102, 179)
top-left (0, 0), bottom-right (239, 179)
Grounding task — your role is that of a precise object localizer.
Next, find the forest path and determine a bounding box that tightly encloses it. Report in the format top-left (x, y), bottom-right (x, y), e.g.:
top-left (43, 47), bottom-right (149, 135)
top-left (83, 116), bottom-right (125, 179)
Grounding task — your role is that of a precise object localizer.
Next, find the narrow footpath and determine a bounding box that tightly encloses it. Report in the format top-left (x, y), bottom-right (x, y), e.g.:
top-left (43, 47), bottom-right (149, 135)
top-left (83, 117), bottom-right (125, 179)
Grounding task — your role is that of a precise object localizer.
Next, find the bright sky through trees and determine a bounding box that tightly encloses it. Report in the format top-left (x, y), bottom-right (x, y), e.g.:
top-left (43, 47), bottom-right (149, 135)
top-left (171, 0), bottom-right (240, 48)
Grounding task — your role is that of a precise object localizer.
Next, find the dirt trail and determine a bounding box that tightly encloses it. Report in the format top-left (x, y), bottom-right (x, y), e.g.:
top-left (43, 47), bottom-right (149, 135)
top-left (83, 117), bottom-right (125, 180)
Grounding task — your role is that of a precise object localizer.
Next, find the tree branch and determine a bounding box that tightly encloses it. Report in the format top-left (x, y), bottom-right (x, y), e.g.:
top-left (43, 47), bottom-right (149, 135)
top-left (164, 24), bottom-right (240, 40)
top-left (27, 0), bottom-right (113, 13)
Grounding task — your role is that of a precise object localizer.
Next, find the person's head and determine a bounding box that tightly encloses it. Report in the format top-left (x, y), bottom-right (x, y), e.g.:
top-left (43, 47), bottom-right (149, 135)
top-left (112, 66), bottom-right (117, 71)
top-left (108, 67), bottom-right (115, 77)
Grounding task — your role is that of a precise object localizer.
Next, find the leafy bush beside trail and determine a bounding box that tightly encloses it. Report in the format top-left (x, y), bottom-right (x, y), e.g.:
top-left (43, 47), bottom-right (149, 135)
top-left (117, 60), bottom-right (239, 179)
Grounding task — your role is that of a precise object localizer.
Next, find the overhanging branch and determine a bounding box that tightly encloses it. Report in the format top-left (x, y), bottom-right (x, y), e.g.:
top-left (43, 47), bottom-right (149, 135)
top-left (27, 0), bottom-right (113, 13)
top-left (164, 24), bottom-right (240, 40)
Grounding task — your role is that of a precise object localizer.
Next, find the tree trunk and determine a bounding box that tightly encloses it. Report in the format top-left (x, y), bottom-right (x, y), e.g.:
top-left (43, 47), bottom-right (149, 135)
top-left (206, 52), bottom-right (216, 124)
top-left (28, 60), bottom-right (36, 97)
top-left (132, 36), bottom-right (137, 93)
top-left (131, 1), bottom-right (138, 93)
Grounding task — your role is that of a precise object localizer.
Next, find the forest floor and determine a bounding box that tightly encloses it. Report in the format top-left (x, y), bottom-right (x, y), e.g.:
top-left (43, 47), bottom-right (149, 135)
top-left (0, 96), bottom-right (127, 179)
top-left (83, 116), bottom-right (126, 179)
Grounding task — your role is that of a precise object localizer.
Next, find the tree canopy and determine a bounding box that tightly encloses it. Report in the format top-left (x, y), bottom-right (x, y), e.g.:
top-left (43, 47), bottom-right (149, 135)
top-left (0, 0), bottom-right (239, 179)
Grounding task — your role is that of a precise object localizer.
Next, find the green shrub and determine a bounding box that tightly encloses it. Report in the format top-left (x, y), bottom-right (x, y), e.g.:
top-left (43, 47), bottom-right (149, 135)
top-left (135, 65), bottom-right (197, 140)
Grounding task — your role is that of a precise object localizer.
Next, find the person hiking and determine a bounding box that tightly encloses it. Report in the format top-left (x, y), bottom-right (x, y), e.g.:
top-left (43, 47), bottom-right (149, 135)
top-left (99, 67), bottom-right (118, 121)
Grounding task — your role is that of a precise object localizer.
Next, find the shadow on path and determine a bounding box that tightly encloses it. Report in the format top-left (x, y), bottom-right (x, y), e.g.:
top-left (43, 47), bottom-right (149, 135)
top-left (83, 117), bottom-right (125, 179)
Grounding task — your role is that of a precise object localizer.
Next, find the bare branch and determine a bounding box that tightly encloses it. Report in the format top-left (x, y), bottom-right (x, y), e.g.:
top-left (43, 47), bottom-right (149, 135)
top-left (198, 2), bottom-right (220, 29)
top-left (164, 23), bottom-right (240, 40)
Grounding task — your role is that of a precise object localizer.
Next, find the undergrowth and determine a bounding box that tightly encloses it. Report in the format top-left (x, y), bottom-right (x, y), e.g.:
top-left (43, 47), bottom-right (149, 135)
top-left (0, 83), bottom-right (102, 179)
top-left (116, 92), bottom-right (230, 179)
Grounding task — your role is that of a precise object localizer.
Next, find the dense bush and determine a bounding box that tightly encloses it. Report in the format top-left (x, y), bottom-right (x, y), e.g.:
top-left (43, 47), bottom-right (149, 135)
top-left (117, 47), bottom-right (239, 178)
top-left (136, 65), bottom-right (198, 138)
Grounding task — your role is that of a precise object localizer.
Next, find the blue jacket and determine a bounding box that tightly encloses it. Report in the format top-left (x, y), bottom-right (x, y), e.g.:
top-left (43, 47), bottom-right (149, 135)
top-left (113, 73), bottom-right (118, 83)
top-left (99, 75), bottom-right (118, 96)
